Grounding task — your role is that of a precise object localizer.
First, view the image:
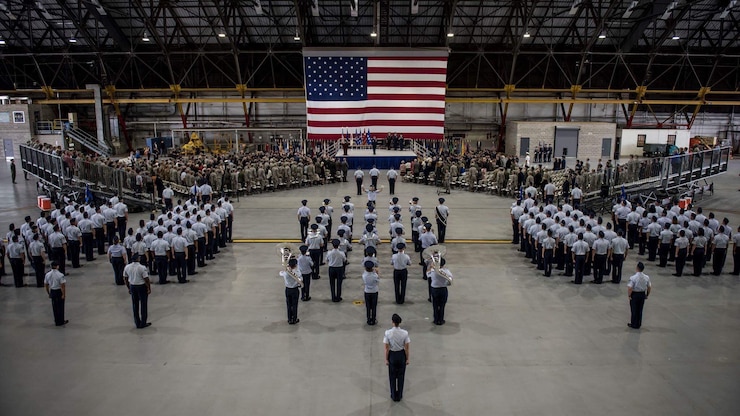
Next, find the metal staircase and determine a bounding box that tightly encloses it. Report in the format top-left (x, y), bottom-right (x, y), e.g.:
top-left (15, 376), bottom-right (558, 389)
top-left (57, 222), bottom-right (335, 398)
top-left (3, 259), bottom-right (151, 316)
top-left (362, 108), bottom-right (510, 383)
top-left (65, 127), bottom-right (111, 156)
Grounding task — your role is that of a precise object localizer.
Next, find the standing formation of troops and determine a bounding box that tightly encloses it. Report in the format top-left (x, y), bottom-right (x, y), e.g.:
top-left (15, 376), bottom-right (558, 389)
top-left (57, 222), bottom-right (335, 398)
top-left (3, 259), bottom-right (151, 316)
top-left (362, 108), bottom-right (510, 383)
top-left (1, 192), bottom-right (235, 329)
top-left (512, 193), bottom-right (738, 287)
top-left (533, 144), bottom-right (553, 164)
top-left (384, 133), bottom-right (407, 151)
top-left (24, 140), bottom-right (352, 201)
top-left (285, 193), bottom-right (454, 327)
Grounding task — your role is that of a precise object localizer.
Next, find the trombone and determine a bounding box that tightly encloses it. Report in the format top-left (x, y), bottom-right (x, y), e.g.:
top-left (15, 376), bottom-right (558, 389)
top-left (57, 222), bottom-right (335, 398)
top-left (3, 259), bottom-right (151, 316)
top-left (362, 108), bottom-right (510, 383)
top-left (276, 242), bottom-right (303, 287)
top-left (422, 244), bottom-right (453, 285)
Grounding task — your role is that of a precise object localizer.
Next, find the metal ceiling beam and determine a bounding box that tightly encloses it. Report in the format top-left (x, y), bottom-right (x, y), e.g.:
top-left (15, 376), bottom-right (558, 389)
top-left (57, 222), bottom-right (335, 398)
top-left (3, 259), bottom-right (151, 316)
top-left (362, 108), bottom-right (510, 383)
top-left (53, 1), bottom-right (102, 54)
top-left (555, 1), bottom-right (586, 48)
top-left (130, 0), bottom-right (176, 83)
top-left (84, 0), bottom-right (131, 50)
top-left (621, 0), bottom-right (672, 53)
top-left (439, 0), bottom-right (459, 45)
top-left (27, 96), bottom-right (740, 106)
top-left (649, 3), bottom-right (693, 53)
top-left (164, 1), bottom-right (196, 47)
top-left (31, 3), bottom-right (68, 49)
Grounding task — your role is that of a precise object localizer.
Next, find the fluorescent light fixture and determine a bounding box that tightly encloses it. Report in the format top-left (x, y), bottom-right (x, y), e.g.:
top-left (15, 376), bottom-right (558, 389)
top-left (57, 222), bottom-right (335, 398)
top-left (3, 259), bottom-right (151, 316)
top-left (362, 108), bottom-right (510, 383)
top-left (142, 32), bottom-right (150, 42)
top-left (523, 31), bottom-right (531, 38)
top-left (218, 32), bottom-right (226, 38)
top-left (598, 32), bottom-right (607, 39)
top-left (671, 33), bottom-right (680, 40)
top-left (370, 31), bottom-right (377, 38)
top-left (293, 34), bottom-right (301, 41)
top-left (68, 37), bottom-right (77, 43)
top-left (0, 39), bottom-right (6, 45)
top-left (447, 32), bottom-right (454, 38)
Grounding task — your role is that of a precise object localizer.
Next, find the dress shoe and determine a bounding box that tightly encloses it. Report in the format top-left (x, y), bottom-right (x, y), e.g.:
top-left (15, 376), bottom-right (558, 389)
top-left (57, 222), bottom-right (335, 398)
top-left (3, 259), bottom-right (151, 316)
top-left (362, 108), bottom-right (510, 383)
top-left (179, 280), bottom-right (190, 284)
top-left (55, 320), bottom-right (69, 326)
top-left (427, 298), bottom-right (432, 302)
top-left (190, 271), bottom-right (199, 275)
top-left (611, 281), bottom-right (620, 284)
top-left (139, 322), bottom-right (152, 328)
top-left (672, 273), bottom-right (681, 277)
top-left (303, 296), bottom-right (311, 301)
top-left (627, 323), bottom-right (639, 329)
top-left (730, 273), bottom-right (740, 276)
top-left (570, 280), bottom-right (581, 284)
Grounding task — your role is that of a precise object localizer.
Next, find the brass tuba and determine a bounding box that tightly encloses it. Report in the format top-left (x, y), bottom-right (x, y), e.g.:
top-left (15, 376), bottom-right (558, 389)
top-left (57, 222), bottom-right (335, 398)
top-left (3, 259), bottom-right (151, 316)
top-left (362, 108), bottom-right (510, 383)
top-left (422, 244), bottom-right (452, 285)
top-left (276, 242), bottom-right (303, 287)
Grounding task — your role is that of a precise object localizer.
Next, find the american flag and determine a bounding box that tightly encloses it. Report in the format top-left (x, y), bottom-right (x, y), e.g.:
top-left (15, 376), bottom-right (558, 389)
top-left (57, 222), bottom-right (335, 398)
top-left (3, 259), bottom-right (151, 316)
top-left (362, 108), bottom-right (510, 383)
top-left (304, 48), bottom-right (448, 141)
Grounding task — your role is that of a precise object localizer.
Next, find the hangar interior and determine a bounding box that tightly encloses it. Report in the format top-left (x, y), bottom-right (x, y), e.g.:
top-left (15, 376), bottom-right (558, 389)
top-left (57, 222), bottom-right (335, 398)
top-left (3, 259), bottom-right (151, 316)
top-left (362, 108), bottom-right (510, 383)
top-left (1, 1), bottom-right (740, 415)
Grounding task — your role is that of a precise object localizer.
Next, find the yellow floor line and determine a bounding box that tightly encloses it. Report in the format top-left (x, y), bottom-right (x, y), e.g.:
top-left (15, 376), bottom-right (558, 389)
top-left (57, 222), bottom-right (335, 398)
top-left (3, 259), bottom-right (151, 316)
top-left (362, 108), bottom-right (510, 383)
top-left (231, 239), bottom-right (511, 244)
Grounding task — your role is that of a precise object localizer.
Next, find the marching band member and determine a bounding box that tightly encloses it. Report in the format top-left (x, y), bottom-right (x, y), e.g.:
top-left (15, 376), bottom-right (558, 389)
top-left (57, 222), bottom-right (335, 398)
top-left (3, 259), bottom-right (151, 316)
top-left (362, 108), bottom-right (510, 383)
top-left (281, 258), bottom-right (301, 324)
top-left (427, 257), bottom-right (453, 325)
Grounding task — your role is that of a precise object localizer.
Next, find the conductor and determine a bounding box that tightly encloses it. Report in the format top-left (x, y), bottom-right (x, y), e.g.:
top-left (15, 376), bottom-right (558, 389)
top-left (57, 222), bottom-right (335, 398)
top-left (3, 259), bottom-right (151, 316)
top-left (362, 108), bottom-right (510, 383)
top-left (383, 313), bottom-right (410, 402)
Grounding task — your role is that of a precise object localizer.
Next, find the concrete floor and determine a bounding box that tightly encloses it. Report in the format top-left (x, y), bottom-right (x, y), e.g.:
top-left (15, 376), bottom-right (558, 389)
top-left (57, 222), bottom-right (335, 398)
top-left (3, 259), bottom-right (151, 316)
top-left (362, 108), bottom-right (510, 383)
top-left (1, 159), bottom-right (740, 416)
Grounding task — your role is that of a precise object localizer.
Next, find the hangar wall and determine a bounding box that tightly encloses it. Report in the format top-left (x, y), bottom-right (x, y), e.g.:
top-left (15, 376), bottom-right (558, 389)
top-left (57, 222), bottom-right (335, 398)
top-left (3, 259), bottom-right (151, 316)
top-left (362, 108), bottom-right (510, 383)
top-left (31, 97), bottom-right (739, 155)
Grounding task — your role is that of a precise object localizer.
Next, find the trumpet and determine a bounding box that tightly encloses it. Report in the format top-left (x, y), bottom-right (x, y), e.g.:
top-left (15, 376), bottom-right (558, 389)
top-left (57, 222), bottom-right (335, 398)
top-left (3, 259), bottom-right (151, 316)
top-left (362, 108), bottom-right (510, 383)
top-left (276, 242), bottom-right (303, 287)
top-left (422, 244), bottom-right (453, 285)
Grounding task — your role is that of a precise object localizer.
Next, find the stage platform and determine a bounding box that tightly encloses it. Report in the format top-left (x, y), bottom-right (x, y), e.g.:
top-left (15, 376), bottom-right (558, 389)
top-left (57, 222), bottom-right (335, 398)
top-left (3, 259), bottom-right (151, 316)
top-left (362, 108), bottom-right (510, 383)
top-left (334, 148), bottom-right (417, 169)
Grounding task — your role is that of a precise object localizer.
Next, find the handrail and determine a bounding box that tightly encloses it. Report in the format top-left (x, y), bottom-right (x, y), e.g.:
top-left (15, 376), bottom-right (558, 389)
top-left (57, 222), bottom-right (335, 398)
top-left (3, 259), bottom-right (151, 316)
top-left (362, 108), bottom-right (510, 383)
top-left (65, 127), bottom-right (111, 157)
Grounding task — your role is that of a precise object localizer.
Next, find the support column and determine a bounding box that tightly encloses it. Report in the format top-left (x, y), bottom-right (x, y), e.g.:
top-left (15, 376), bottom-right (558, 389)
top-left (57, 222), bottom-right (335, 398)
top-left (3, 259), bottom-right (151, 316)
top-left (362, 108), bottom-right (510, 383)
top-left (86, 84), bottom-right (108, 149)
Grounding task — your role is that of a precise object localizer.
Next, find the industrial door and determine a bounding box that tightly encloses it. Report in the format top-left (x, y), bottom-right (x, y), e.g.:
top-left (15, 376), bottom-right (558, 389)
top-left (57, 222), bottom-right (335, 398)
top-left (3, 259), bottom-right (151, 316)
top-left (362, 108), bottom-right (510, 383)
top-left (520, 137), bottom-right (530, 157)
top-left (554, 127), bottom-right (579, 158)
top-left (3, 139), bottom-right (14, 160)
